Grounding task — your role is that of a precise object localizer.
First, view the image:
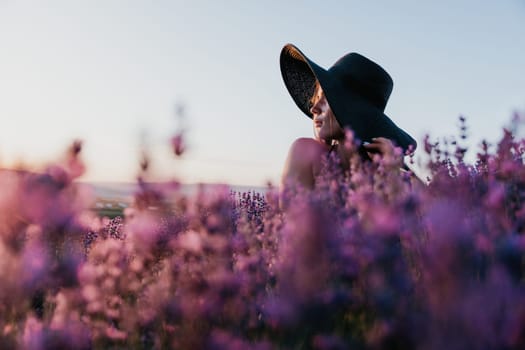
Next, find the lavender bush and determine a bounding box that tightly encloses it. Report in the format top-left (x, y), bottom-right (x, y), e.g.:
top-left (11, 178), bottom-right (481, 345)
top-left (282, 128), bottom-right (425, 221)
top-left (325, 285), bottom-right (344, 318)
top-left (0, 115), bottom-right (524, 349)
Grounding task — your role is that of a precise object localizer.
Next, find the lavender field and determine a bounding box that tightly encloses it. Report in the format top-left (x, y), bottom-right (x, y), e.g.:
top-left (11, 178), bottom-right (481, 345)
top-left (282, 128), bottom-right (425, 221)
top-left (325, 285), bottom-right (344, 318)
top-left (85, 182), bottom-right (265, 219)
top-left (1, 116), bottom-right (525, 349)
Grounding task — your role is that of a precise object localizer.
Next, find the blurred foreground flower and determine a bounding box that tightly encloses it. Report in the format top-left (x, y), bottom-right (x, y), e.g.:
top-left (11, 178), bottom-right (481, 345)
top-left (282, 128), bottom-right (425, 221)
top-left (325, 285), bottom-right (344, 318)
top-left (0, 115), bottom-right (524, 349)
top-left (171, 132), bottom-right (185, 157)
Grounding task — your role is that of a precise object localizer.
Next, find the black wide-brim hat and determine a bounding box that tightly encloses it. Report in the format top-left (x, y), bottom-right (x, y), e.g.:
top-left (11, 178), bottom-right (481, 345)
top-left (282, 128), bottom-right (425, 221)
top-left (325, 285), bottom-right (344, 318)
top-left (280, 43), bottom-right (417, 152)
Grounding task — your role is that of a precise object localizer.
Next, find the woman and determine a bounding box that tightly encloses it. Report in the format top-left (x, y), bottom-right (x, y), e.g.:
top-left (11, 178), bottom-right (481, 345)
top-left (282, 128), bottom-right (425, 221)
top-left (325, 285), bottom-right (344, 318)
top-left (279, 44), bottom-right (417, 190)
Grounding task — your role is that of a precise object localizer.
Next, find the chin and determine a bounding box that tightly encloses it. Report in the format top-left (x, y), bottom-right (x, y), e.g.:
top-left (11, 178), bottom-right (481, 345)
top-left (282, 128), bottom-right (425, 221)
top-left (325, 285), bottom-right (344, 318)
top-left (318, 132), bottom-right (329, 141)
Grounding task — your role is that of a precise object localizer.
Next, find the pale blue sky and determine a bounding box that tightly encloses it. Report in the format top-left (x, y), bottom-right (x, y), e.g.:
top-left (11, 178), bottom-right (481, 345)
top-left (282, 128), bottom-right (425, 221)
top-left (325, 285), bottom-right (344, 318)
top-left (0, 1), bottom-right (524, 185)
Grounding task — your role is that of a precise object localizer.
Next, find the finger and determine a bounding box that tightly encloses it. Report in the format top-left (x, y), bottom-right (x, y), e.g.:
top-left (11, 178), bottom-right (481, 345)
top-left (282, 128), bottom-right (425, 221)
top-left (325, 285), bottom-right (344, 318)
top-left (364, 141), bottom-right (396, 156)
top-left (363, 143), bottom-right (384, 152)
top-left (372, 137), bottom-right (395, 146)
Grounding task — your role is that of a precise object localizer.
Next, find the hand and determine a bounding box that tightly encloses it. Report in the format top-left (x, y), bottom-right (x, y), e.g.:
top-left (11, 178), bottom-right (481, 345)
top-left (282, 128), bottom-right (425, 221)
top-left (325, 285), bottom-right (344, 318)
top-left (363, 137), bottom-right (403, 166)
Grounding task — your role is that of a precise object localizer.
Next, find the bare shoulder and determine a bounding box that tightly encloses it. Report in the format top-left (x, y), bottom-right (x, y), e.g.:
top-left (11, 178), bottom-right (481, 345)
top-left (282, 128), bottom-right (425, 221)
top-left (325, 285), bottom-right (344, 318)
top-left (281, 138), bottom-right (329, 190)
top-left (288, 137), bottom-right (328, 161)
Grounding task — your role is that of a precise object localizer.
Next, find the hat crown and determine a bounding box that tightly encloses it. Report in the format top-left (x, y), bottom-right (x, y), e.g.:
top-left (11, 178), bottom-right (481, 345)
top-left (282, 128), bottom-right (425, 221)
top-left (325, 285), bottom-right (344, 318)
top-left (329, 53), bottom-right (393, 111)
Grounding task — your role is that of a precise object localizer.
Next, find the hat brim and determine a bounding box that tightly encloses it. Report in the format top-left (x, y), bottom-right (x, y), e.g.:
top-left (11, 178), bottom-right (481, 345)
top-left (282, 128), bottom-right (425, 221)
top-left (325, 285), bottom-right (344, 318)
top-left (280, 44), bottom-right (416, 152)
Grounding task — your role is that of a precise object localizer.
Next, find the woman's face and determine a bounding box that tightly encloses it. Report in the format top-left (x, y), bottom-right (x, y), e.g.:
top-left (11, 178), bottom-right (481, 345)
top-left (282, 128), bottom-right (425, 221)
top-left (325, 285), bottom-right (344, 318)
top-left (310, 87), bottom-right (344, 143)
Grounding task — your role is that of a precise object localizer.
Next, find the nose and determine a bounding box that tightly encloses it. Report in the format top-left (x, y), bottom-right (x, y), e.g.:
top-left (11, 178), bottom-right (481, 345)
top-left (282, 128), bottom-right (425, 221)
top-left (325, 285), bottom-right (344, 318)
top-left (310, 98), bottom-right (322, 116)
